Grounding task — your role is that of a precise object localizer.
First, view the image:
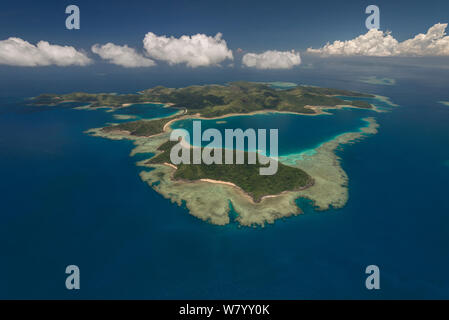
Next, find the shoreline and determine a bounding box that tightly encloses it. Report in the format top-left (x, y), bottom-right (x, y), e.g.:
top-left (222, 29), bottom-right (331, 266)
top-left (279, 117), bottom-right (378, 161)
top-left (151, 164), bottom-right (309, 208)
top-left (80, 88), bottom-right (389, 226)
top-left (161, 96), bottom-right (390, 132)
top-left (88, 105), bottom-right (381, 226)
top-left (134, 116), bottom-right (380, 226)
top-left (33, 99), bottom-right (175, 111)
top-left (162, 106), bottom-right (349, 132)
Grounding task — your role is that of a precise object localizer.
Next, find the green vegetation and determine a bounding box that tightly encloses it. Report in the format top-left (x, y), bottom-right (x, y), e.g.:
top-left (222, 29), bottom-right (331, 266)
top-left (295, 85), bottom-right (373, 97)
top-left (33, 82), bottom-right (374, 117)
top-left (101, 118), bottom-right (172, 136)
top-left (32, 92), bottom-right (145, 107)
top-left (146, 140), bottom-right (313, 202)
top-left (345, 100), bottom-right (372, 109)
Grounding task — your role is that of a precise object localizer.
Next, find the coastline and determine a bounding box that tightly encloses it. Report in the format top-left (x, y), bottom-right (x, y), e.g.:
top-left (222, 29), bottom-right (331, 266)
top-left (161, 93), bottom-right (394, 132)
top-left (82, 90), bottom-right (388, 227)
top-left (122, 115), bottom-right (380, 227)
top-left (33, 99), bottom-right (175, 112)
top-left (161, 103), bottom-right (381, 132)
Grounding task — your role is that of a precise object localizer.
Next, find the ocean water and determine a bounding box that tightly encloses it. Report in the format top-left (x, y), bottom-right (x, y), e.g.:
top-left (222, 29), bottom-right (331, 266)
top-left (0, 71), bottom-right (448, 299)
top-left (171, 95), bottom-right (393, 156)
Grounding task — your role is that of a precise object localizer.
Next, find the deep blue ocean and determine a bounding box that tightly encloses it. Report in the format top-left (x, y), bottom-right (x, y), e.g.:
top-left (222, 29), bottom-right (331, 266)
top-left (0, 62), bottom-right (448, 299)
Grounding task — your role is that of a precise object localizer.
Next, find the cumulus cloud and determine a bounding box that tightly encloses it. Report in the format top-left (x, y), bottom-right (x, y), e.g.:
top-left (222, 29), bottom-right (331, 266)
top-left (242, 50), bottom-right (301, 69)
top-left (307, 23), bottom-right (449, 57)
top-left (307, 29), bottom-right (398, 56)
top-left (143, 32), bottom-right (233, 67)
top-left (398, 23), bottom-right (449, 56)
top-left (92, 43), bottom-right (155, 67)
top-left (0, 37), bottom-right (91, 66)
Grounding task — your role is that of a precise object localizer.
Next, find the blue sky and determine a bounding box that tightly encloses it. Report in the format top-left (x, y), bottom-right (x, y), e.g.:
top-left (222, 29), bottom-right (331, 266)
top-left (1, 0), bottom-right (449, 98)
top-left (1, 0), bottom-right (448, 52)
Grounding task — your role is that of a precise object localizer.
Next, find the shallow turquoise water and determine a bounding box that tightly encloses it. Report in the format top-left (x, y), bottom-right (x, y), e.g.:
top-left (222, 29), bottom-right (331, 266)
top-left (171, 95), bottom-right (391, 156)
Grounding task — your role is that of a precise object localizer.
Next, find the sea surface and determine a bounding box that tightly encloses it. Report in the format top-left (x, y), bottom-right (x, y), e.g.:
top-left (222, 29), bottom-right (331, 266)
top-left (171, 95), bottom-right (392, 156)
top-left (0, 66), bottom-right (448, 299)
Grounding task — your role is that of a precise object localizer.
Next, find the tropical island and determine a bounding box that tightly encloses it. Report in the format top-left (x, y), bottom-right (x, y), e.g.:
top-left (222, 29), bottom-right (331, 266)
top-left (33, 81), bottom-right (373, 117)
top-left (32, 81), bottom-right (387, 226)
top-left (146, 140), bottom-right (313, 202)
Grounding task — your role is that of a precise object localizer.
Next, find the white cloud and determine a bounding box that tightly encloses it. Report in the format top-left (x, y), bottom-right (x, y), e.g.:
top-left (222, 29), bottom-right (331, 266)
top-left (307, 23), bottom-right (449, 57)
top-left (307, 29), bottom-right (398, 56)
top-left (242, 50), bottom-right (301, 69)
top-left (143, 32), bottom-right (233, 67)
top-left (398, 23), bottom-right (449, 56)
top-left (92, 43), bottom-right (155, 67)
top-left (0, 37), bottom-right (91, 66)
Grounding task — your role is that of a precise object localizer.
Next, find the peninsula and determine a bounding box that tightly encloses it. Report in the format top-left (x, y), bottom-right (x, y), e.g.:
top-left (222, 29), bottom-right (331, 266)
top-left (33, 82), bottom-right (386, 226)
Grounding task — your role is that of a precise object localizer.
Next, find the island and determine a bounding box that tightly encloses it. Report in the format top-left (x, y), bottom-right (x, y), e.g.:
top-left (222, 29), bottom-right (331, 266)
top-left (32, 81), bottom-right (387, 226)
top-left (33, 81), bottom-right (374, 117)
top-left (145, 140), bottom-right (313, 202)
